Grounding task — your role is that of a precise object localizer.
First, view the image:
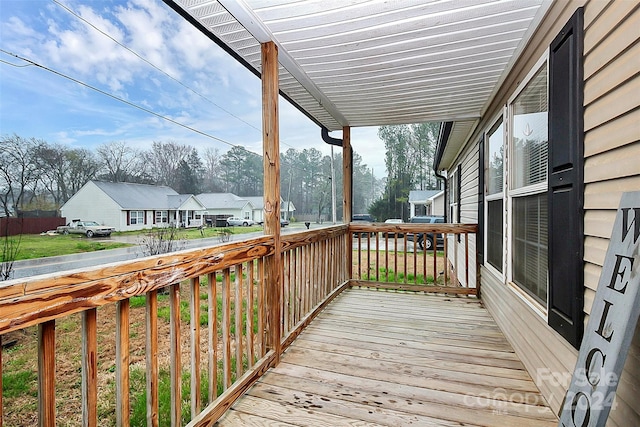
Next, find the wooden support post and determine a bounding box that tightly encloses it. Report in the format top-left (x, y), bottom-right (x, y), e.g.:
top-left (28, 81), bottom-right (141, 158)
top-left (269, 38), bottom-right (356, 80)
top-left (0, 335), bottom-right (3, 427)
top-left (82, 308), bottom-right (98, 427)
top-left (146, 290), bottom-right (159, 427)
top-left (190, 278), bottom-right (201, 418)
top-left (169, 283), bottom-right (182, 426)
top-left (38, 320), bottom-right (56, 427)
top-left (261, 41), bottom-right (283, 364)
top-left (343, 126), bottom-right (352, 279)
top-left (115, 300), bottom-right (130, 427)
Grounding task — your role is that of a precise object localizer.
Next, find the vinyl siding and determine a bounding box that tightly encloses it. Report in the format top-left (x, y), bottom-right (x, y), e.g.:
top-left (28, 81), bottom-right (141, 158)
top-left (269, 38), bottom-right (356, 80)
top-left (481, 265), bottom-right (577, 414)
top-left (444, 0), bottom-right (640, 424)
top-left (60, 181), bottom-right (122, 230)
top-left (582, 0), bottom-right (640, 425)
top-left (447, 141), bottom-right (479, 288)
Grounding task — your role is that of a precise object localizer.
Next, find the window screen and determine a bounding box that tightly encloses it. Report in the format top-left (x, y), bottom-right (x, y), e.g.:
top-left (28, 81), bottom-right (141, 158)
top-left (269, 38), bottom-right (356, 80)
top-left (511, 66), bottom-right (548, 189)
top-left (512, 194), bottom-right (548, 303)
top-left (487, 199), bottom-right (503, 272)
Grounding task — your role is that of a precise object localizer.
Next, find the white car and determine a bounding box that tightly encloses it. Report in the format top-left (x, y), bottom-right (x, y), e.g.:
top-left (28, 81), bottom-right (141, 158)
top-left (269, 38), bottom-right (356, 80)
top-left (383, 218), bottom-right (404, 238)
top-left (226, 217), bottom-right (255, 227)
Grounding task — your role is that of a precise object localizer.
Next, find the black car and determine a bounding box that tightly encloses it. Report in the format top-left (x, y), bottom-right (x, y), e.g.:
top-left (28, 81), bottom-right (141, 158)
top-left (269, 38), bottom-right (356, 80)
top-left (406, 216), bottom-right (445, 250)
top-left (352, 214), bottom-right (375, 237)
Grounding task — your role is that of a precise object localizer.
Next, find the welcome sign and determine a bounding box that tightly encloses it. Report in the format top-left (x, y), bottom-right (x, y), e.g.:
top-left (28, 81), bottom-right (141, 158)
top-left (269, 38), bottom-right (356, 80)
top-left (559, 191), bottom-right (640, 426)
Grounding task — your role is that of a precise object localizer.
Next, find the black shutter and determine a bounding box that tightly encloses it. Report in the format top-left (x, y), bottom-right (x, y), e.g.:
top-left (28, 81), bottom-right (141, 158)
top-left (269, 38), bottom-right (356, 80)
top-left (478, 137), bottom-right (485, 264)
top-left (548, 7), bottom-right (584, 349)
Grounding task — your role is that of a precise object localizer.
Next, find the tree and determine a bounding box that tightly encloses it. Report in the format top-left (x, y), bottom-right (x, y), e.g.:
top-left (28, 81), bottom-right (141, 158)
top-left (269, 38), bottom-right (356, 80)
top-left (219, 146), bottom-right (262, 196)
top-left (202, 147), bottom-right (223, 192)
top-left (143, 140), bottom-right (192, 189)
top-left (96, 141), bottom-right (147, 183)
top-left (372, 123), bottom-right (440, 221)
top-left (175, 149), bottom-right (204, 194)
top-left (0, 135), bottom-right (41, 216)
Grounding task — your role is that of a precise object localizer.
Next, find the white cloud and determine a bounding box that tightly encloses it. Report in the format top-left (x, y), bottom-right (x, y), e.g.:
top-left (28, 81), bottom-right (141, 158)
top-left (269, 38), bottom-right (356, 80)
top-left (0, 0), bottom-right (389, 180)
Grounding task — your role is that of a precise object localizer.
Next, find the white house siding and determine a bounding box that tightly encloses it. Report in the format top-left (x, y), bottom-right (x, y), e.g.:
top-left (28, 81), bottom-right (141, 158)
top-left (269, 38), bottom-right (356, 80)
top-left (444, 1), bottom-right (640, 424)
top-left (582, 1), bottom-right (640, 425)
top-left (447, 142), bottom-right (479, 289)
top-left (60, 181), bottom-right (122, 230)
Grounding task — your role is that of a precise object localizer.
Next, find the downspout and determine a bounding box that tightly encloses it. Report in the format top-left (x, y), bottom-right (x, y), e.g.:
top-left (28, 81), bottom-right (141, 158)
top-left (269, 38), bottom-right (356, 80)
top-left (322, 127), bottom-right (352, 221)
top-left (321, 127), bottom-right (342, 146)
top-left (434, 122), bottom-right (454, 223)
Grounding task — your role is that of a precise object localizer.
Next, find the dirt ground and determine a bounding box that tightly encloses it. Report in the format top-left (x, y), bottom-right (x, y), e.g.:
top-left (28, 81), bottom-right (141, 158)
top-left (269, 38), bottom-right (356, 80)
top-left (1, 282), bottom-right (238, 427)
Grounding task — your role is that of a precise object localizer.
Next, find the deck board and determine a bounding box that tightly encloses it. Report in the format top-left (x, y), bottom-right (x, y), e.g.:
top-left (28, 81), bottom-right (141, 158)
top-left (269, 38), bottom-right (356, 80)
top-left (216, 288), bottom-right (558, 426)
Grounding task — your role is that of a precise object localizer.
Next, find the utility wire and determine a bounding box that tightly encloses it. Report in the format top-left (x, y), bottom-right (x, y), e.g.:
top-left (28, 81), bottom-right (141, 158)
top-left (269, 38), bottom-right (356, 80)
top-left (1, 49), bottom-right (324, 176)
top-left (0, 49), bottom-right (258, 151)
top-left (51, 0), bottom-right (263, 134)
top-left (50, 0), bottom-right (305, 151)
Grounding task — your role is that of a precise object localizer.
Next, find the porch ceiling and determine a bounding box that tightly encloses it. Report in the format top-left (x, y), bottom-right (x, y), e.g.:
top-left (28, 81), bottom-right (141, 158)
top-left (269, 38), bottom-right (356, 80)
top-left (166, 0), bottom-right (549, 151)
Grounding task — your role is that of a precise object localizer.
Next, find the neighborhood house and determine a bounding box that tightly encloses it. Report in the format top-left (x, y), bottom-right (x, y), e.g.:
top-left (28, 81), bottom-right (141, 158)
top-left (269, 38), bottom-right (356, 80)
top-left (59, 181), bottom-right (296, 231)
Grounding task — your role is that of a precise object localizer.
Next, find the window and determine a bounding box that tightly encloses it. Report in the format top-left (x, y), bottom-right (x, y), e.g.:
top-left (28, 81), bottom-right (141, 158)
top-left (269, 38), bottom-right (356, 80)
top-left (130, 210), bottom-right (145, 225)
top-left (509, 62), bottom-right (548, 305)
top-left (512, 194), bottom-right (548, 303)
top-left (478, 8), bottom-right (584, 348)
top-left (449, 166), bottom-right (460, 223)
top-left (155, 210), bottom-right (168, 224)
top-left (486, 118), bottom-right (504, 272)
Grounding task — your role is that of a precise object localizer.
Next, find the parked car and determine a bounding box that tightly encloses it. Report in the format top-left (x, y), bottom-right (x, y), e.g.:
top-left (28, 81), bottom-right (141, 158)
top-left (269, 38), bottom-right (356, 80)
top-left (352, 213), bottom-right (375, 237)
top-left (406, 216), bottom-right (445, 250)
top-left (56, 219), bottom-right (115, 238)
top-left (383, 218), bottom-right (403, 238)
top-left (352, 214), bottom-right (375, 222)
top-left (226, 217), bottom-right (255, 227)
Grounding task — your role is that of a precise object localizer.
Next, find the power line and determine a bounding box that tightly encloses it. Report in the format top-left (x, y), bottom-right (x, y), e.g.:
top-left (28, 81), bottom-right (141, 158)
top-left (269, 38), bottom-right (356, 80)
top-left (1, 49), bottom-right (327, 176)
top-left (51, 0), bottom-right (263, 135)
top-left (50, 0), bottom-right (304, 152)
top-left (0, 49), bottom-right (256, 151)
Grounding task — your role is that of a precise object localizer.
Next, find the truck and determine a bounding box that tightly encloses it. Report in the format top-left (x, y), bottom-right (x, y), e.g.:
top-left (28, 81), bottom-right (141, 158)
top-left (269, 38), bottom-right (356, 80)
top-left (57, 220), bottom-right (115, 238)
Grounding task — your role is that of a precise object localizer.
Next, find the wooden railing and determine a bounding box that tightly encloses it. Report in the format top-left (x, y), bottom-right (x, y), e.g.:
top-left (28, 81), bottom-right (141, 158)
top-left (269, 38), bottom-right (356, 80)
top-left (0, 225), bottom-right (349, 427)
top-left (349, 222), bottom-right (479, 296)
top-left (0, 222), bottom-right (476, 426)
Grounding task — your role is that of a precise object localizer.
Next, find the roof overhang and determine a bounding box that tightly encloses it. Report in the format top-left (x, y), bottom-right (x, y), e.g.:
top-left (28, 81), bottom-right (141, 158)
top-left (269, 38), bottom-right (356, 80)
top-left (165, 0), bottom-right (551, 163)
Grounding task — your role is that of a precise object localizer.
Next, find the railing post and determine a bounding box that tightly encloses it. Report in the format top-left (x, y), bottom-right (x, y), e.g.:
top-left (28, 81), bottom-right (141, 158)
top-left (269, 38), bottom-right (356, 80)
top-left (343, 126), bottom-right (352, 279)
top-left (38, 320), bottom-right (56, 427)
top-left (261, 40), bottom-right (283, 363)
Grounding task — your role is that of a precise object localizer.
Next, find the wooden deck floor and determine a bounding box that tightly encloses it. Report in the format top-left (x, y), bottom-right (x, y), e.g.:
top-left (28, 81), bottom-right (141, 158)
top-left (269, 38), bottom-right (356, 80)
top-left (216, 288), bottom-right (558, 426)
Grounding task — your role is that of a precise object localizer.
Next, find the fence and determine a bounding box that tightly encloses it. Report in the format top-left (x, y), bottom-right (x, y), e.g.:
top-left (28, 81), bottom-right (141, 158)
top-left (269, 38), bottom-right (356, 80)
top-left (0, 217), bottom-right (66, 237)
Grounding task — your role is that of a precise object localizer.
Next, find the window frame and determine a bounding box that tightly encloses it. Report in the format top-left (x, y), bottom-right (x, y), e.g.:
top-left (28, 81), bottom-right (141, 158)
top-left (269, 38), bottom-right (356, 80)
top-left (484, 112), bottom-right (506, 277)
top-left (129, 210), bottom-right (145, 225)
top-left (506, 53), bottom-right (549, 314)
top-left (155, 210), bottom-right (169, 224)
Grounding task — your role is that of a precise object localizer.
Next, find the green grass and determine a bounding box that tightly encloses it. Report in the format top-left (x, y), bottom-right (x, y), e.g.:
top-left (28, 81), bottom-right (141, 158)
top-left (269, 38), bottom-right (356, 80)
top-left (128, 357), bottom-right (250, 427)
top-left (2, 344), bottom-right (38, 400)
top-left (8, 234), bottom-right (130, 261)
top-left (130, 283), bottom-right (260, 334)
top-left (363, 266), bottom-right (435, 284)
top-left (5, 225), bottom-right (263, 262)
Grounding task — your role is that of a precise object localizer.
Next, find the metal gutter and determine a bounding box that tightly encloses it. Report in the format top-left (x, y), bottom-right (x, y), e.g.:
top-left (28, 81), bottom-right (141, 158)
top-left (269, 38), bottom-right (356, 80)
top-left (433, 121), bottom-right (453, 222)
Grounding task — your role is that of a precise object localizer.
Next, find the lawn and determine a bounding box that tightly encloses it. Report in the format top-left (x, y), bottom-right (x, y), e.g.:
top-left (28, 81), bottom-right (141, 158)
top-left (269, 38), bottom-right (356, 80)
top-left (5, 234), bottom-right (130, 261)
top-left (3, 225), bottom-right (265, 262)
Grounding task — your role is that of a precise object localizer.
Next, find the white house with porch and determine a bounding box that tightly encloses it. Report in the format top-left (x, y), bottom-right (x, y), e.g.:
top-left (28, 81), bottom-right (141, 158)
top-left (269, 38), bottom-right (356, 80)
top-left (196, 193), bottom-right (255, 224)
top-left (60, 181), bottom-right (206, 231)
top-left (408, 189), bottom-right (444, 218)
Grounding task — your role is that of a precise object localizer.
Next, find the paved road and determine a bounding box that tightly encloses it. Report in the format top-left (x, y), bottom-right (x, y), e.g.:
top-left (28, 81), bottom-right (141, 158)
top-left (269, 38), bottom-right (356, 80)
top-left (8, 223), bottom-right (329, 280)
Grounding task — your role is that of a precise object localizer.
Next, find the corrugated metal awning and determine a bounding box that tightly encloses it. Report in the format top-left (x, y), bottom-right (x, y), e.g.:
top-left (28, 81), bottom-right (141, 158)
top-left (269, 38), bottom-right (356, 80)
top-left (166, 0), bottom-right (550, 155)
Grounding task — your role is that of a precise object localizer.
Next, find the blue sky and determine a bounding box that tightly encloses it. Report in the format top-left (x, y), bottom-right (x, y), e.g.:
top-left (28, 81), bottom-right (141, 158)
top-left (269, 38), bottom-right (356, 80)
top-left (0, 0), bottom-right (387, 176)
